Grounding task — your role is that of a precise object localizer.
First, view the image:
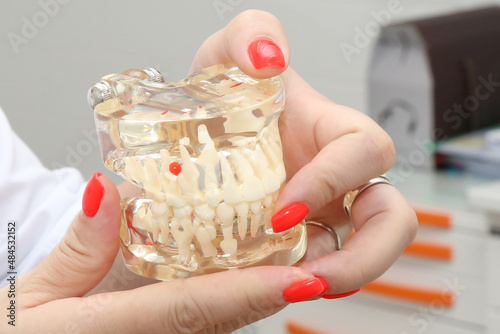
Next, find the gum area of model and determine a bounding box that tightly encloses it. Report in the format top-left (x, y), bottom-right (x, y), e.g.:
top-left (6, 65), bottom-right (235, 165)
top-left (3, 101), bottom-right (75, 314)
top-left (90, 64), bottom-right (307, 280)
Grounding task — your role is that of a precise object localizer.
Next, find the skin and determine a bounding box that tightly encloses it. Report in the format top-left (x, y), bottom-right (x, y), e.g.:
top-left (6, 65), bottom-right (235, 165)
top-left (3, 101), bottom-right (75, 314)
top-left (1, 10), bottom-right (418, 334)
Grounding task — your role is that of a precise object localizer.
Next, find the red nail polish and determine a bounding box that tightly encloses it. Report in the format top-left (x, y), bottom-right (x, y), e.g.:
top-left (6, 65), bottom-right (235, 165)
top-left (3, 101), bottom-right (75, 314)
top-left (248, 38), bottom-right (285, 69)
top-left (272, 203), bottom-right (309, 233)
top-left (322, 289), bottom-right (360, 299)
top-left (283, 277), bottom-right (329, 303)
top-left (82, 172), bottom-right (104, 217)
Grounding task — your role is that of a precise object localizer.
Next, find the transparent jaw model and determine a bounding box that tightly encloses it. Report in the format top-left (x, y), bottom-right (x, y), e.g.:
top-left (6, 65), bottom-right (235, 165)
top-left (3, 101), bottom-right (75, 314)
top-left (88, 64), bottom-right (307, 280)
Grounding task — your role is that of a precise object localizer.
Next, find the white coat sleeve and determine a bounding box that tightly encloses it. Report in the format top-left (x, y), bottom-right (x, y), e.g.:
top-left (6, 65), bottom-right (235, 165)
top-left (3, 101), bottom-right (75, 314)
top-left (0, 107), bottom-right (87, 283)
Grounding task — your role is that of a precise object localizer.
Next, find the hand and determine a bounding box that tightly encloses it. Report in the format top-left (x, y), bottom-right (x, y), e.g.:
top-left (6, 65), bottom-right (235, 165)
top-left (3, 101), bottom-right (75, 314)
top-left (191, 10), bottom-right (418, 298)
top-left (2, 173), bottom-right (315, 333)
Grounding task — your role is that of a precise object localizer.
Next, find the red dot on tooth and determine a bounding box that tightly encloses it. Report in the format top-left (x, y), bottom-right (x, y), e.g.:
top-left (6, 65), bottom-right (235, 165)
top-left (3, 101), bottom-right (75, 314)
top-left (169, 162), bottom-right (182, 176)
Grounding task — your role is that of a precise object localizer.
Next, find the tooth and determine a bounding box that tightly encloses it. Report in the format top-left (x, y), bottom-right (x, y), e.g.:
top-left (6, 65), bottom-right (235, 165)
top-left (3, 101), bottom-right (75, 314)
top-left (165, 194), bottom-right (187, 208)
top-left (235, 202), bottom-right (249, 240)
top-left (132, 206), bottom-right (151, 231)
top-left (220, 226), bottom-right (237, 263)
top-left (144, 156), bottom-right (161, 192)
top-left (196, 226), bottom-right (218, 257)
top-left (242, 175), bottom-right (265, 202)
top-left (217, 202), bottom-right (235, 227)
top-left (230, 149), bottom-right (254, 179)
top-left (264, 194), bottom-right (273, 208)
top-left (173, 205), bottom-right (193, 218)
top-left (194, 204), bottom-right (215, 221)
top-left (220, 154), bottom-right (243, 204)
top-left (250, 200), bottom-right (262, 215)
top-left (205, 187), bottom-right (222, 207)
top-left (250, 213), bottom-right (262, 238)
top-left (178, 145), bottom-right (201, 196)
top-left (262, 168), bottom-right (281, 194)
top-left (170, 219), bottom-right (193, 264)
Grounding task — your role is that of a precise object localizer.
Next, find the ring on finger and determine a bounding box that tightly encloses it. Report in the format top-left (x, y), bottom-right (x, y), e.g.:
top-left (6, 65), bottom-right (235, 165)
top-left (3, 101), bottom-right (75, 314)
top-left (343, 175), bottom-right (392, 221)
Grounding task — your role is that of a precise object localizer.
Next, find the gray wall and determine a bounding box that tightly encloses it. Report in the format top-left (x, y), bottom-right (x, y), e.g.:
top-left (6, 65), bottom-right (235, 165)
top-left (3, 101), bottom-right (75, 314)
top-left (1, 0), bottom-right (499, 181)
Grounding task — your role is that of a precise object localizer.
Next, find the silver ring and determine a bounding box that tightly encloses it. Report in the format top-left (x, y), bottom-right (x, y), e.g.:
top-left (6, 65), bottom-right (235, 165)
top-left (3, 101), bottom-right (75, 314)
top-left (343, 175), bottom-right (392, 221)
top-left (305, 221), bottom-right (342, 250)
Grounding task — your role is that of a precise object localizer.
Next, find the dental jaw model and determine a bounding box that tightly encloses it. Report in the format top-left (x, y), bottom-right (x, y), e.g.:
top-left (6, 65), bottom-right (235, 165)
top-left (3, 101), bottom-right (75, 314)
top-left (88, 65), bottom-right (307, 280)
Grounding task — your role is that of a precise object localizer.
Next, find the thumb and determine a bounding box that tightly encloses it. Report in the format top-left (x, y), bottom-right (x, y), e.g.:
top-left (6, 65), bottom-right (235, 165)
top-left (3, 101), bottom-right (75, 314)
top-left (19, 172), bottom-right (122, 306)
top-left (189, 10), bottom-right (289, 78)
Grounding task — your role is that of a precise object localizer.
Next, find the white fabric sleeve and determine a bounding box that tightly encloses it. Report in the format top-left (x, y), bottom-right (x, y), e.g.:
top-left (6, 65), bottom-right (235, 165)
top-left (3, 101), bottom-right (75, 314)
top-left (0, 107), bottom-right (87, 283)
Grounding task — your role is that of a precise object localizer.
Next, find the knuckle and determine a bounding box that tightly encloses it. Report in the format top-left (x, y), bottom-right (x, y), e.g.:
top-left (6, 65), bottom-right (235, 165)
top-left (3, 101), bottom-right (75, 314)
top-left (161, 280), bottom-right (212, 333)
top-left (364, 125), bottom-right (396, 173)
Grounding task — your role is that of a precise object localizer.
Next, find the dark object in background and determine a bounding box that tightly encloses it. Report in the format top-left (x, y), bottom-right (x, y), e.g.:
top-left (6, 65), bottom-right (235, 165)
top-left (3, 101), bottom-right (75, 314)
top-left (369, 6), bottom-right (500, 169)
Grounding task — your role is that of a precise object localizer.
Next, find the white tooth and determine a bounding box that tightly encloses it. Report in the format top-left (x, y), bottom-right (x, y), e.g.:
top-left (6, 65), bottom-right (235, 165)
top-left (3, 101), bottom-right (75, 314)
top-left (235, 202), bottom-right (249, 240)
top-left (194, 204), bottom-right (215, 221)
top-left (205, 187), bottom-right (222, 207)
top-left (237, 216), bottom-right (247, 240)
top-left (220, 154), bottom-right (243, 204)
top-left (159, 220), bottom-right (171, 244)
top-left (250, 213), bottom-right (262, 238)
top-left (242, 175), bottom-right (265, 202)
top-left (170, 219), bottom-right (193, 264)
top-left (124, 157), bottom-right (143, 184)
top-left (151, 216), bottom-right (160, 242)
top-left (262, 168), bottom-right (281, 194)
top-left (220, 226), bottom-right (237, 263)
top-left (250, 201), bottom-right (262, 215)
top-left (235, 202), bottom-right (249, 217)
top-left (203, 220), bottom-right (217, 240)
top-left (177, 145), bottom-right (201, 196)
top-left (260, 136), bottom-right (280, 167)
top-left (165, 194), bottom-right (187, 208)
top-left (132, 206), bottom-right (151, 231)
top-left (217, 202), bottom-right (235, 227)
top-left (179, 137), bottom-right (190, 146)
top-left (230, 149), bottom-right (254, 179)
top-left (196, 226), bottom-right (218, 257)
top-left (151, 201), bottom-right (169, 216)
top-left (197, 124), bottom-right (211, 144)
top-left (264, 194), bottom-right (273, 208)
top-left (187, 194), bottom-right (204, 207)
top-left (173, 205), bottom-right (193, 218)
top-left (192, 217), bottom-right (201, 235)
top-left (147, 190), bottom-right (166, 202)
top-left (143, 156), bottom-right (161, 192)
top-left (264, 209), bottom-right (273, 230)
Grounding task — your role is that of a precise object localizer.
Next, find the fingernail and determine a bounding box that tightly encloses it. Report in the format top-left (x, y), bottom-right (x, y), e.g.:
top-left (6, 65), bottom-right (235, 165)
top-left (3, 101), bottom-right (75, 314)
top-left (272, 203), bottom-right (309, 233)
top-left (248, 38), bottom-right (286, 69)
top-left (322, 289), bottom-right (360, 299)
top-left (82, 172), bottom-right (104, 217)
top-left (283, 277), bottom-right (330, 303)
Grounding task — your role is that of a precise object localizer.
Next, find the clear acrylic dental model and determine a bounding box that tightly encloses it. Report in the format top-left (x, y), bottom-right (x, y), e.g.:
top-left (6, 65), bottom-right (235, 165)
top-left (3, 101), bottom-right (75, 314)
top-left (88, 65), bottom-right (307, 280)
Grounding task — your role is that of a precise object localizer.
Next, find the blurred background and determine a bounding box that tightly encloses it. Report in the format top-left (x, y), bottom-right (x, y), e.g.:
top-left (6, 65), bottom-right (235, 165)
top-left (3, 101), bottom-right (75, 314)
top-left (1, 1), bottom-right (500, 333)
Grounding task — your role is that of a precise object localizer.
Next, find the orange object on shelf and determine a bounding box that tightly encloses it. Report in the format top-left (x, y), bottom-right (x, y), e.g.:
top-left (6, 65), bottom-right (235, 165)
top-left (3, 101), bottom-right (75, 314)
top-left (403, 240), bottom-right (453, 260)
top-left (414, 208), bottom-right (452, 229)
top-left (286, 320), bottom-right (330, 334)
top-left (362, 280), bottom-right (455, 307)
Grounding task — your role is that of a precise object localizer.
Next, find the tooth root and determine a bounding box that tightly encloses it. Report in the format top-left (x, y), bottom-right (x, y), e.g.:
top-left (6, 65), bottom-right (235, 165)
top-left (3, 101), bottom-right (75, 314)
top-left (143, 156), bottom-right (161, 192)
top-left (197, 124), bottom-right (212, 144)
top-left (264, 194), bottom-right (273, 209)
top-left (203, 220), bottom-right (217, 240)
top-left (237, 216), bottom-right (248, 240)
top-left (171, 219), bottom-right (194, 264)
top-left (220, 226), bottom-right (237, 263)
top-left (151, 217), bottom-right (161, 242)
top-left (250, 201), bottom-right (262, 215)
top-left (220, 154), bottom-right (243, 204)
top-left (196, 226), bottom-right (218, 257)
top-left (264, 209), bottom-right (273, 230)
top-left (132, 206), bottom-right (151, 231)
top-left (178, 145), bottom-right (201, 195)
top-left (276, 161), bottom-right (286, 183)
top-left (230, 149), bottom-right (254, 179)
top-left (235, 202), bottom-right (249, 240)
top-left (124, 157), bottom-right (143, 184)
top-left (250, 213), bottom-right (262, 238)
top-left (260, 136), bottom-right (281, 168)
top-left (217, 202), bottom-right (235, 227)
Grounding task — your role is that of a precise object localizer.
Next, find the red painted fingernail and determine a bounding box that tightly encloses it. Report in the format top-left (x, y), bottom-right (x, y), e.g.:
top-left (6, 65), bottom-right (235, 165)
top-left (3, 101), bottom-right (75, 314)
top-left (248, 38), bottom-right (286, 69)
top-left (322, 289), bottom-right (360, 299)
top-left (272, 203), bottom-right (309, 233)
top-left (82, 172), bottom-right (104, 217)
top-left (283, 277), bottom-right (330, 303)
